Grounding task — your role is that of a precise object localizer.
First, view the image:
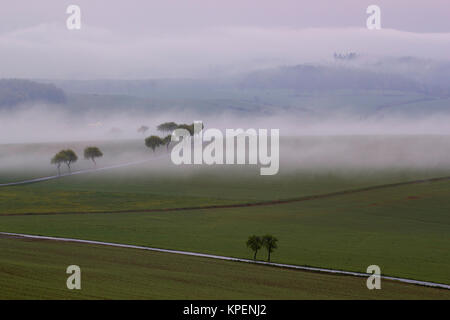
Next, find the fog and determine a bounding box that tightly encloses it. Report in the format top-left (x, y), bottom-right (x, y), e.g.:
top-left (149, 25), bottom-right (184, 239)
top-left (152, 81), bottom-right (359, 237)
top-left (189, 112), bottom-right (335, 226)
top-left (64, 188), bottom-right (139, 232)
top-left (1, 2), bottom-right (450, 175)
top-left (3, 103), bottom-right (450, 145)
top-left (2, 24), bottom-right (450, 79)
top-left (1, 2), bottom-right (450, 78)
top-left (1, 103), bottom-right (450, 178)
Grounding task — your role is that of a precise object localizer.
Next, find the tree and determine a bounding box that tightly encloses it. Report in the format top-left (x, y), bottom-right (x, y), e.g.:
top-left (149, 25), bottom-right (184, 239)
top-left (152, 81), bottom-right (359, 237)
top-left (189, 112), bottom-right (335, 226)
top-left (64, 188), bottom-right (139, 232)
top-left (84, 146), bottom-right (103, 166)
top-left (62, 149), bottom-right (78, 172)
top-left (246, 235), bottom-right (263, 260)
top-left (51, 149), bottom-right (78, 174)
top-left (157, 122), bottom-right (178, 134)
top-left (51, 152), bottom-right (65, 175)
top-left (162, 135), bottom-right (172, 150)
top-left (145, 135), bottom-right (163, 152)
top-left (262, 235), bottom-right (278, 262)
top-left (137, 125), bottom-right (149, 135)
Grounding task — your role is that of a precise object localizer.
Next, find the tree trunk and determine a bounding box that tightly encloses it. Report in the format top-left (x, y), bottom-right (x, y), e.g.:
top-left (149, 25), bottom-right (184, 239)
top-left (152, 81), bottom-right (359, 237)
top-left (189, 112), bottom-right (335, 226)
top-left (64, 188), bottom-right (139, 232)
top-left (268, 250), bottom-right (271, 262)
top-left (253, 250), bottom-right (257, 260)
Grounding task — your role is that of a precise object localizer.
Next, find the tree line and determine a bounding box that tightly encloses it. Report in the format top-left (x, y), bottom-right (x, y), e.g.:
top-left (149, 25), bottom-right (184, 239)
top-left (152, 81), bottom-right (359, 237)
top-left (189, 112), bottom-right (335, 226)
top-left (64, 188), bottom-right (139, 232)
top-left (0, 79), bottom-right (67, 107)
top-left (49, 121), bottom-right (201, 173)
top-left (142, 121), bottom-right (201, 152)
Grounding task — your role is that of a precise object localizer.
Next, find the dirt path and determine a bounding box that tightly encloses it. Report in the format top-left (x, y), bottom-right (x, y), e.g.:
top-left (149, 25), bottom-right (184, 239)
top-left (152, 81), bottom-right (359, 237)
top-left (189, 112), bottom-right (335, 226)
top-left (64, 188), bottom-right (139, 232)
top-left (1, 175), bottom-right (450, 216)
top-left (0, 231), bottom-right (448, 290)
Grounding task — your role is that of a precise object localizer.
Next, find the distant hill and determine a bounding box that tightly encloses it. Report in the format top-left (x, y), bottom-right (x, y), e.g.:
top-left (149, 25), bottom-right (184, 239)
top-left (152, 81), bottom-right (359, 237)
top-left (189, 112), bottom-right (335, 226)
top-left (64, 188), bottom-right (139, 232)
top-left (47, 60), bottom-right (450, 98)
top-left (0, 79), bottom-right (67, 107)
top-left (238, 65), bottom-right (427, 93)
top-left (6, 58), bottom-right (448, 119)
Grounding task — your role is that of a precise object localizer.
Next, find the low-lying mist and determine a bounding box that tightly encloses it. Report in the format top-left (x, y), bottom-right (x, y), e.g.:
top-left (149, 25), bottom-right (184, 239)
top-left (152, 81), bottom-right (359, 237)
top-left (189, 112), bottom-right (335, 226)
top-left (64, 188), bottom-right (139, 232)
top-left (3, 104), bottom-right (450, 145)
top-left (1, 104), bottom-right (450, 180)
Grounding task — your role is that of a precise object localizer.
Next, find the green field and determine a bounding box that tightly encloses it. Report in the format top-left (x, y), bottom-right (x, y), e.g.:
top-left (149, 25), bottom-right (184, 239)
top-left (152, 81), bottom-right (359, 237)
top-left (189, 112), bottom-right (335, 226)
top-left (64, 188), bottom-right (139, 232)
top-left (1, 236), bottom-right (448, 300)
top-left (1, 137), bottom-right (450, 299)
top-left (1, 171), bottom-right (449, 285)
top-left (2, 167), bottom-right (449, 214)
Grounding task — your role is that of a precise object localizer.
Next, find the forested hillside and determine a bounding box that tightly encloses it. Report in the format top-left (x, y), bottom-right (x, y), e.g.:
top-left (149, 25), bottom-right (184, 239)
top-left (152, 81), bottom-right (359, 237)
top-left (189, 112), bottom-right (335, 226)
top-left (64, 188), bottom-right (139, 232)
top-left (0, 79), bottom-right (67, 107)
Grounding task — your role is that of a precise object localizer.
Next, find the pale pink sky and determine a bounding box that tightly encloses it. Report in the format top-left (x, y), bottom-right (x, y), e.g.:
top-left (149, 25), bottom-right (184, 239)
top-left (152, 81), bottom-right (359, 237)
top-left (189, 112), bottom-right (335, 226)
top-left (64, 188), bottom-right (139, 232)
top-left (1, 0), bottom-right (449, 33)
top-left (1, 1), bottom-right (449, 78)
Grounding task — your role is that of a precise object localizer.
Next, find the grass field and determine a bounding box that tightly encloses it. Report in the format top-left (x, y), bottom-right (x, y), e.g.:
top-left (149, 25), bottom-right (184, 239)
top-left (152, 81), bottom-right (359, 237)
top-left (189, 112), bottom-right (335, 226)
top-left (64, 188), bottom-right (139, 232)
top-left (1, 136), bottom-right (449, 299)
top-left (1, 236), bottom-right (449, 300)
top-left (1, 174), bottom-right (449, 285)
top-left (2, 168), bottom-right (449, 214)
top-left (2, 153), bottom-right (450, 214)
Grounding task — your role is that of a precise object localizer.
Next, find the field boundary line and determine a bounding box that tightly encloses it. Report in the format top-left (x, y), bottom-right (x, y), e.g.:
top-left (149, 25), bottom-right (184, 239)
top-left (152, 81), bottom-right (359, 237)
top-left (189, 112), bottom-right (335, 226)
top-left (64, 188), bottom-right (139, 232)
top-left (2, 175), bottom-right (450, 216)
top-left (0, 231), bottom-right (449, 290)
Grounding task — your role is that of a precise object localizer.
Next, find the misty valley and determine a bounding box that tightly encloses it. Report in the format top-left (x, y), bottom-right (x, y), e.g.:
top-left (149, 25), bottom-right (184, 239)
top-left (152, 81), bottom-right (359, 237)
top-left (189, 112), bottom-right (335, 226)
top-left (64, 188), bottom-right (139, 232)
top-left (1, 1), bottom-right (449, 304)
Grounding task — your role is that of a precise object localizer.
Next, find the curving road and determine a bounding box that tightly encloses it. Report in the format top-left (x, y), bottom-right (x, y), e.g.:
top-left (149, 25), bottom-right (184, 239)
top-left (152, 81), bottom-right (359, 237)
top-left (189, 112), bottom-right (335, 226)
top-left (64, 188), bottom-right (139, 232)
top-left (0, 231), bottom-right (448, 290)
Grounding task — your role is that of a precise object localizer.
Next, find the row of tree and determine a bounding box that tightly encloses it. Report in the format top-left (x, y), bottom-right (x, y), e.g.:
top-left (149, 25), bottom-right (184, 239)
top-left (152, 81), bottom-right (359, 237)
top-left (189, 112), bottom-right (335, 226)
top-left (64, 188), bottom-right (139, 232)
top-left (51, 146), bottom-right (103, 174)
top-left (50, 121), bottom-right (198, 173)
top-left (246, 234), bottom-right (278, 262)
top-left (143, 122), bottom-right (200, 152)
top-left (50, 121), bottom-right (199, 173)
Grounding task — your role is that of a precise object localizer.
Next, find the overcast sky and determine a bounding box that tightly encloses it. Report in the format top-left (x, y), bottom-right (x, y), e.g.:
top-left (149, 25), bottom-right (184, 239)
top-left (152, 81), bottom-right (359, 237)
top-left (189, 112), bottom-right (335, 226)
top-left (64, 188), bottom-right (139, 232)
top-left (1, 0), bottom-right (449, 79)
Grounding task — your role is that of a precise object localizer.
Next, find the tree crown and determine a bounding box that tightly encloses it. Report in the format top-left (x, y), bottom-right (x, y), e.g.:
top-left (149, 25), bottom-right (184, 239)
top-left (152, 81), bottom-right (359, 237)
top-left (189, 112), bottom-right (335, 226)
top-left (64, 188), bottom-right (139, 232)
top-left (84, 146), bottom-right (103, 159)
top-left (145, 135), bottom-right (163, 151)
top-left (157, 122), bottom-right (178, 133)
top-left (246, 235), bottom-right (263, 251)
top-left (262, 235), bottom-right (278, 252)
top-left (51, 149), bottom-right (78, 165)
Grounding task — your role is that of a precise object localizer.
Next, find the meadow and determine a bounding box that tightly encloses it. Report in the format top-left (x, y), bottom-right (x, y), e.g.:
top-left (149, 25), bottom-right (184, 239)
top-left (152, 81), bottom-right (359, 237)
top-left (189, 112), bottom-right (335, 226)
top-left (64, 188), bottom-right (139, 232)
top-left (2, 135), bottom-right (450, 213)
top-left (0, 136), bottom-right (449, 298)
top-left (1, 236), bottom-right (449, 300)
top-left (1, 177), bottom-right (449, 285)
